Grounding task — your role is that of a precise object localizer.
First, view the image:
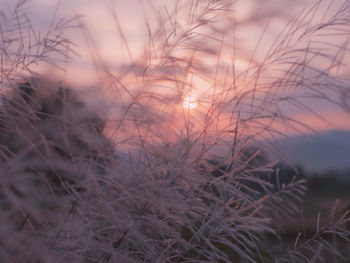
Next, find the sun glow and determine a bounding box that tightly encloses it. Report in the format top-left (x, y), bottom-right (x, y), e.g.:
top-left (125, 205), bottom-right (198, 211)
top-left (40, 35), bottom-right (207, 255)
top-left (183, 96), bottom-right (198, 109)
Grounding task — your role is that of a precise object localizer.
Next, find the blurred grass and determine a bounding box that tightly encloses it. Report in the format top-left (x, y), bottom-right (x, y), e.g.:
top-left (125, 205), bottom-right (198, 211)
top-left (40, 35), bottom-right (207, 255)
top-left (1, 0), bottom-right (350, 262)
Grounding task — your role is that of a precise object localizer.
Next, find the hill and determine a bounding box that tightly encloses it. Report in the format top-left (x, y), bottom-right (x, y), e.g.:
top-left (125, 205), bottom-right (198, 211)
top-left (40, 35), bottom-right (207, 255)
top-left (277, 130), bottom-right (350, 172)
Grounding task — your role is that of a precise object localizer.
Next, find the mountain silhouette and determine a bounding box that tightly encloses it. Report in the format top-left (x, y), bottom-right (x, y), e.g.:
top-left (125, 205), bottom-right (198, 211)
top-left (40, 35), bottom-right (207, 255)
top-left (277, 130), bottom-right (350, 172)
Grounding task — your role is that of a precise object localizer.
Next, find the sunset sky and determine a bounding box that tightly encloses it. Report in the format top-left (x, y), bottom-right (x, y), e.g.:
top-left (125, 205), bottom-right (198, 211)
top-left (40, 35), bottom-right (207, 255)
top-left (5, 0), bottom-right (350, 136)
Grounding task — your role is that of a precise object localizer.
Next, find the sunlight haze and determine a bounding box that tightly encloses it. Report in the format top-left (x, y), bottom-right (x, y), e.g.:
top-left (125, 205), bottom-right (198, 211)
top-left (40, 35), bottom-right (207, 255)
top-left (9, 0), bottom-right (350, 136)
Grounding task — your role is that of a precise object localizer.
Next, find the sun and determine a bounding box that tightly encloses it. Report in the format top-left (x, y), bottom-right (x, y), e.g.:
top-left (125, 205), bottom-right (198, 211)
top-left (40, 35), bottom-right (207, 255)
top-left (183, 96), bottom-right (198, 109)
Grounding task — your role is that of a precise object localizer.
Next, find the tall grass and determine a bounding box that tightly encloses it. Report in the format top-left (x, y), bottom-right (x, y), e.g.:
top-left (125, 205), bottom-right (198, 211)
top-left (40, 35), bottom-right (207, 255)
top-left (0, 0), bottom-right (349, 262)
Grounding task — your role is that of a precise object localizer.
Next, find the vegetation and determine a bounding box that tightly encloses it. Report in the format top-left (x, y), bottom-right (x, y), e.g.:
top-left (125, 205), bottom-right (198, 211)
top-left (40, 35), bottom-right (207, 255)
top-left (0, 0), bottom-right (349, 262)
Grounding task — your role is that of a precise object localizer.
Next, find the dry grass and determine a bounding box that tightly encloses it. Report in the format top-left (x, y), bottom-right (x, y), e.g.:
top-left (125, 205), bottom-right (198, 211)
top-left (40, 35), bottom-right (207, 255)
top-left (0, 0), bottom-right (349, 262)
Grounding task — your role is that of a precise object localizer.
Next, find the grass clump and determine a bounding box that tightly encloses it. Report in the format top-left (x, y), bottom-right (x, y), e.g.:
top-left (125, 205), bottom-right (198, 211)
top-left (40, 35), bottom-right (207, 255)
top-left (0, 0), bottom-right (349, 262)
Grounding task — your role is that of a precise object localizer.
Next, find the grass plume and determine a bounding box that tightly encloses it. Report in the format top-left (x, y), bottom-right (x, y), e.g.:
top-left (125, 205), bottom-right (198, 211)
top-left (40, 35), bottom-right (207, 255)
top-left (0, 0), bottom-right (349, 262)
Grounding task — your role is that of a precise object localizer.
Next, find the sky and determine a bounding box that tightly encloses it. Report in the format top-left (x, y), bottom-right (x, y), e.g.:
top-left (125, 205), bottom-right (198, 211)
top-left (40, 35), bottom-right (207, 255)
top-left (2, 0), bottom-right (350, 136)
